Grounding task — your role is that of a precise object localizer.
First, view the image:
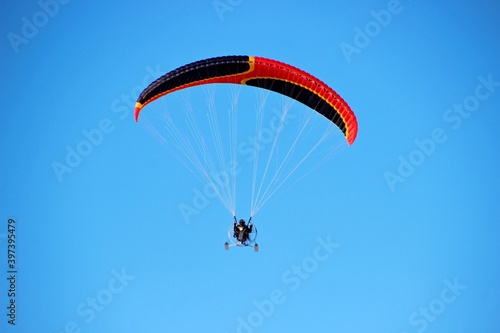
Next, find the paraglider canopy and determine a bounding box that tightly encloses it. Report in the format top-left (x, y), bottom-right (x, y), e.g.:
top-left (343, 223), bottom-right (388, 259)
top-left (134, 55), bottom-right (357, 145)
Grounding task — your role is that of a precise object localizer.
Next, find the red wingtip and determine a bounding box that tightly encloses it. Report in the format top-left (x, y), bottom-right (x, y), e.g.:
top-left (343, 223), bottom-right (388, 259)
top-left (134, 106), bottom-right (141, 122)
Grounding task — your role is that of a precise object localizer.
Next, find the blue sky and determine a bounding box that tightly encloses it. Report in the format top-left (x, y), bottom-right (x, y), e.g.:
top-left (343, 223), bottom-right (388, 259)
top-left (1, 1), bottom-right (499, 332)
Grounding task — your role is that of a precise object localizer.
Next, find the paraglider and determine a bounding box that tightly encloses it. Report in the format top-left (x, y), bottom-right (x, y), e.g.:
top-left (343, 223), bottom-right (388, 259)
top-left (134, 56), bottom-right (358, 250)
top-left (225, 216), bottom-right (258, 252)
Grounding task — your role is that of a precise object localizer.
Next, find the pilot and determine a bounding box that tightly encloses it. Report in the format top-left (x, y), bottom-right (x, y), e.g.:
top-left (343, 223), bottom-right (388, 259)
top-left (233, 219), bottom-right (252, 243)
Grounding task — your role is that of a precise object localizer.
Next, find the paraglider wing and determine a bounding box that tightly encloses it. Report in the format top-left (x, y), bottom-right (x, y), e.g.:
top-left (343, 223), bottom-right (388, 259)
top-left (134, 56), bottom-right (358, 145)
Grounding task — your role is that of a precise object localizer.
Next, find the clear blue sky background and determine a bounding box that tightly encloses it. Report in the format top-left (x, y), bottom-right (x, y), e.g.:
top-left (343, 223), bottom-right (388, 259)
top-left (1, 1), bottom-right (499, 332)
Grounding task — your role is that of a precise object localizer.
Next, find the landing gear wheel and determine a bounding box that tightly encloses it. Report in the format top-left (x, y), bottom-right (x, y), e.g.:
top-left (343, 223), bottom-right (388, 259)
top-left (224, 242), bottom-right (229, 250)
top-left (254, 244), bottom-right (259, 252)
